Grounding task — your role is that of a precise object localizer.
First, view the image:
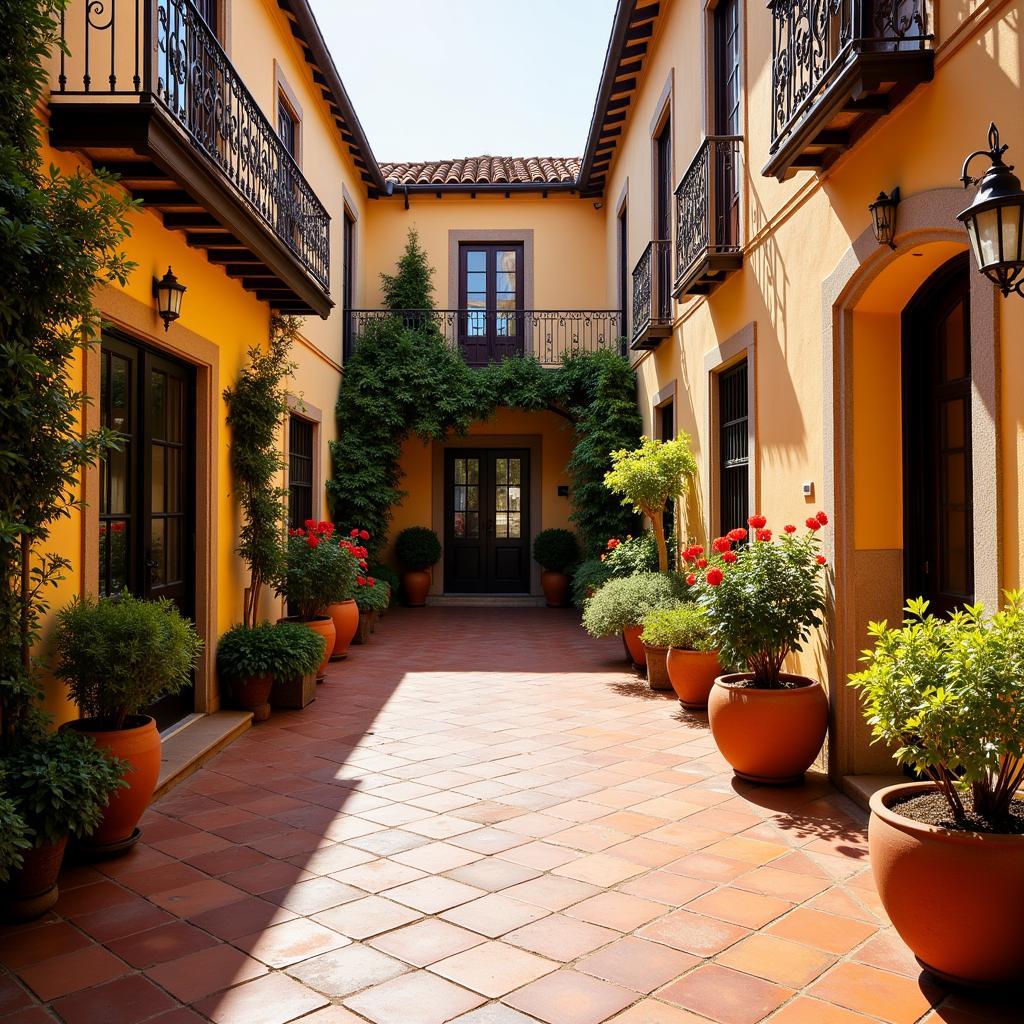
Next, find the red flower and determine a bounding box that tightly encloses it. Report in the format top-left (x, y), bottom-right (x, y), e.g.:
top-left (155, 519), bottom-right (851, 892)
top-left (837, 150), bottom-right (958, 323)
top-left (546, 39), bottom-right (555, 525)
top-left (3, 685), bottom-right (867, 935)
top-left (747, 514), bottom-right (767, 529)
top-left (816, 511), bottom-right (829, 526)
top-left (805, 518), bottom-right (821, 532)
top-left (816, 555), bottom-right (827, 565)
top-left (305, 534), bottom-right (319, 549)
top-left (727, 527), bottom-right (748, 542)
top-left (755, 528), bottom-right (773, 542)
top-left (712, 537), bottom-right (731, 554)
top-left (706, 567), bottom-right (724, 586)
top-left (784, 524), bottom-right (797, 534)
top-left (350, 528), bottom-right (359, 538)
top-left (305, 519), bottom-right (317, 531)
top-left (360, 529), bottom-right (371, 541)
top-left (359, 559), bottom-right (368, 569)
top-left (697, 558), bottom-right (708, 569)
top-left (607, 538), bottom-right (620, 550)
top-left (357, 577), bottom-right (366, 586)
top-left (721, 551), bottom-right (738, 564)
top-left (686, 573), bottom-right (697, 586)
top-left (366, 577), bottom-right (375, 586)
top-left (690, 545), bottom-right (704, 557)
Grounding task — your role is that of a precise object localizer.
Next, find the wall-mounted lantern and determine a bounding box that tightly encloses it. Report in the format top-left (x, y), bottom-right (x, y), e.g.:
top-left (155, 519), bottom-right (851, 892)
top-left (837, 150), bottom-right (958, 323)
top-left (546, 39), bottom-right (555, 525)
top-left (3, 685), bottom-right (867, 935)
top-left (153, 266), bottom-right (186, 331)
top-left (869, 188), bottom-right (900, 249)
top-left (958, 123), bottom-right (1024, 297)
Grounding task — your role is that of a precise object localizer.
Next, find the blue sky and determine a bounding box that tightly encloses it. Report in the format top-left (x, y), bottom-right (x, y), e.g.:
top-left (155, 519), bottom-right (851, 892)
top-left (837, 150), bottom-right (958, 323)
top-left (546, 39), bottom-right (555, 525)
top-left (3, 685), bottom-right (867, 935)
top-left (309, 1), bottom-right (618, 163)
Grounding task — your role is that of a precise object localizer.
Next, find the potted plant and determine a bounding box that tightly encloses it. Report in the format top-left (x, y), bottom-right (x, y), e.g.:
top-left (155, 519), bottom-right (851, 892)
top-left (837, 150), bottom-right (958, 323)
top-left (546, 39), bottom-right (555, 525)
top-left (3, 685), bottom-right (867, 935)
top-left (582, 572), bottom-right (686, 669)
top-left (53, 593), bottom-right (202, 853)
top-left (327, 529), bottom-right (367, 660)
top-left (641, 605), bottom-right (721, 708)
top-left (354, 576), bottom-right (389, 643)
top-left (2, 733), bottom-right (126, 917)
top-left (395, 526), bottom-right (441, 606)
top-left (368, 563), bottom-right (400, 614)
top-left (850, 594), bottom-right (1024, 987)
top-left (532, 529), bottom-right (580, 607)
top-left (265, 623), bottom-right (325, 710)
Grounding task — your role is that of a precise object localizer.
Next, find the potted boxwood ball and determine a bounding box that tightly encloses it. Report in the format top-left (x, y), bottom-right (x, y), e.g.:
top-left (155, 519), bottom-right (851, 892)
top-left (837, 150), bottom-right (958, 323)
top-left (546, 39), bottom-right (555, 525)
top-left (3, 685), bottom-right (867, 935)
top-left (850, 593), bottom-right (1024, 987)
top-left (395, 526), bottom-right (441, 606)
top-left (532, 528), bottom-right (580, 607)
top-left (689, 513), bottom-right (829, 784)
top-left (582, 572), bottom-right (687, 670)
top-left (641, 605), bottom-right (721, 706)
top-left (54, 594), bottom-right (202, 854)
top-left (354, 576), bottom-right (389, 643)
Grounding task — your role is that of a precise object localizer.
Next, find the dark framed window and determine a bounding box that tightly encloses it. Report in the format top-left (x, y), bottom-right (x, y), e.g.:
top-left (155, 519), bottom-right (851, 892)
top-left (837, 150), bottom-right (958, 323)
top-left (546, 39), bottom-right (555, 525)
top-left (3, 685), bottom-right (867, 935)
top-left (457, 243), bottom-right (524, 365)
top-left (342, 209), bottom-right (355, 361)
top-left (654, 114), bottom-right (673, 319)
top-left (617, 205), bottom-right (628, 344)
top-left (718, 360), bottom-right (749, 534)
top-left (288, 416), bottom-right (314, 530)
top-left (277, 99), bottom-right (298, 159)
top-left (194, 0), bottom-right (218, 32)
top-left (714, 0), bottom-right (741, 136)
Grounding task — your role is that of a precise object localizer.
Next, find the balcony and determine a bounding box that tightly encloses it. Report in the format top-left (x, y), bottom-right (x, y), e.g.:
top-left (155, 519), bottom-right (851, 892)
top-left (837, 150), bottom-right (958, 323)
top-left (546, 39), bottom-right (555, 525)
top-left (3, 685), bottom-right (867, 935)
top-left (631, 240), bottom-right (672, 351)
top-left (347, 310), bottom-right (625, 367)
top-left (764, 0), bottom-right (934, 181)
top-left (674, 136), bottom-right (743, 300)
top-left (49, 0), bottom-right (332, 316)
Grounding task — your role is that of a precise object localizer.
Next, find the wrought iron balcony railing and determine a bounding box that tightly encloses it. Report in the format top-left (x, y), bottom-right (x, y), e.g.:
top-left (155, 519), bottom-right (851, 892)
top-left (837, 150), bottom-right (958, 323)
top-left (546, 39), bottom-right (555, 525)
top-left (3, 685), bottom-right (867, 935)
top-left (631, 240), bottom-right (672, 350)
top-left (766, 0), bottom-right (933, 179)
top-left (674, 136), bottom-right (743, 299)
top-left (51, 0), bottom-right (331, 307)
top-left (347, 310), bottom-right (626, 367)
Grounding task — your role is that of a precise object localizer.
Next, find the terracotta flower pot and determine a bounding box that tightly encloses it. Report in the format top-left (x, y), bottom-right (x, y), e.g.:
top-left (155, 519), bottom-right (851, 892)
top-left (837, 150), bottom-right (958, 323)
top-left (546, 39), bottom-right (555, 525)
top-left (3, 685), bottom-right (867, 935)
top-left (541, 570), bottom-right (569, 607)
top-left (328, 599), bottom-right (359, 660)
top-left (66, 715), bottom-right (161, 851)
top-left (642, 643), bottom-right (671, 690)
top-left (279, 615), bottom-right (334, 681)
top-left (402, 570), bottom-right (431, 606)
top-left (869, 782), bottom-right (1024, 987)
top-left (231, 673), bottom-right (273, 723)
top-left (355, 609), bottom-right (375, 644)
top-left (707, 673), bottom-right (828, 784)
top-left (622, 624), bottom-right (647, 667)
top-left (666, 649), bottom-right (722, 709)
top-left (3, 838), bottom-right (67, 920)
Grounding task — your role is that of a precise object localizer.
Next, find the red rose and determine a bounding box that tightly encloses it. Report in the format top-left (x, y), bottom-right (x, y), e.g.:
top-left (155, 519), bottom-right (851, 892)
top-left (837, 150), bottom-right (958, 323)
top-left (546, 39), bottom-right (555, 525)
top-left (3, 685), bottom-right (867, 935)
top-left (816, 511), bottom-right (829, 526)
top-left (816, 555), bottom-right (827, 565)
top-left (360, 559), bottom-right (368, 569)
top-left (805, 518), bottom-right (821, 532)
top-left (728, 527), bottom-right (747, 542)
top-left (305, 534), bottom-right (319, 549)
top-left (697, 558), bottom-right (708, 569)
top-left (706, 568), bottom-right (724, 586)
top-left (350, 528), bottom-right (359, 538)
top-left (607, 538), bottom-right (620, 550)
top-left (357, 577), bottom-right (366, 586)
top-left (784, 524), bottom-right (797, 534)
top-left (721, 551), bottom-right (738, 564)
top-left (747, 514), bottom-right (767, 529)
top-left (305, 519), bottom-right (317, 530)
top-left (686, 573), bottom-right (697, 586)
top-left (756, 528), bottom-right (772, 542)
top-left (712, 537), bottom-right (731, 554)
top-left (367, 577), bottom-right (375, 586)
top-left (691, 545), bottom-right (704, 556)
top-left (360, 529), bottom-right (371, 541)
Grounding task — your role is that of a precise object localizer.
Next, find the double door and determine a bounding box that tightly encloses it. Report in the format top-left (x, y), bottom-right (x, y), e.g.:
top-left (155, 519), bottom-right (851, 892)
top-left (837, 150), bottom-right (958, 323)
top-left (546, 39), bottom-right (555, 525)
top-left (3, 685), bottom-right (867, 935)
top-left (458, 244), bottom-right (524, 365)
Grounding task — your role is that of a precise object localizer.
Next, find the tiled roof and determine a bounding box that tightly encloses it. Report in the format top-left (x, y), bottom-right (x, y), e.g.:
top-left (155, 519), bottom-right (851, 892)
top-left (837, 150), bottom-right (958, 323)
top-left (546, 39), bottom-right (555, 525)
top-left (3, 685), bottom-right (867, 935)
top-left (379, 155), bottom-right (582, 186)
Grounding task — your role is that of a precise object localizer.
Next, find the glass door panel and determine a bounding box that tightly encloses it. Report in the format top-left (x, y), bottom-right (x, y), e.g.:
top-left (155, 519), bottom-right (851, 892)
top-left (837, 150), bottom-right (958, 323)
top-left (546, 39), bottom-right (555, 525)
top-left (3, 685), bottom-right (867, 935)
top-left (458, 244), bottom-right (524, 364)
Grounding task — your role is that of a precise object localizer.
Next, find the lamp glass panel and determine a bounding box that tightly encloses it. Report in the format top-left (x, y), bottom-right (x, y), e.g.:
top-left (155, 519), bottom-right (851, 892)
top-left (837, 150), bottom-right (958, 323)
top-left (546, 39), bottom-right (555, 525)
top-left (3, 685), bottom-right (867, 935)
top-left (1000, 201), bottom-right (1024, 262)
top-left (976, 207), bottom-right (1001, 267)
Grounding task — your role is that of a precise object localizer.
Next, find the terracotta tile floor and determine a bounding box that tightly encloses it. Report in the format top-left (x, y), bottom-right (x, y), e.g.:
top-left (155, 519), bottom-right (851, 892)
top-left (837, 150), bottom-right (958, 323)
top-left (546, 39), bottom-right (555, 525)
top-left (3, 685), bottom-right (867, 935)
top-left (2, 608), bottom-right (1018, 1024)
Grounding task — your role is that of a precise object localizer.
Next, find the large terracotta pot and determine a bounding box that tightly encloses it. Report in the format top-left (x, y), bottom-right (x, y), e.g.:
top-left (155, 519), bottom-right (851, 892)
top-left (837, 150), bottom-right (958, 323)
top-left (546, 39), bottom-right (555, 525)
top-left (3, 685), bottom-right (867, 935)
top-left (707, 673), bottom-right (828, 784)
top-left (355, 609), bottom-right (377, 644)
top-left (622, 624), bottom-right (647, 667)
top-left (869, 782), bottom-right (1024, 987)
top-left (328, 599), bottom-right (359, 660)
top-left (3, 838), bottom-right (67, 920)
top-left (667, 649), bottom-right (722, 709)
top-left (279, 615), bottom-right (334, 681)
top-left (642, 643), bottom-right (671, 690)
top-left (403, 570), bottom-right (431, 606)
top-left (541, 570), bottom-right (569, 608)
top-left (67, 716), bottom-right (161, 850)
top-left (231, 673), bottom-right (273, 723)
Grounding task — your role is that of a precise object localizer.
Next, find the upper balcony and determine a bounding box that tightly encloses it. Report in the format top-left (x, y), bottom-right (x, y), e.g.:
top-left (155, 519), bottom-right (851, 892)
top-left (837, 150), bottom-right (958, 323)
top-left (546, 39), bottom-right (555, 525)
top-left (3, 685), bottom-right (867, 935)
top-left (49, 0), bottom-right (332, 316)
top-left (347, 310), bottom-right (625, 368)
top-left (764, 0), bottom-right (934, 181)
top-left (631, 240), bottom-right (672, 351)
top-left (674, 135), bottom-right (744, 300)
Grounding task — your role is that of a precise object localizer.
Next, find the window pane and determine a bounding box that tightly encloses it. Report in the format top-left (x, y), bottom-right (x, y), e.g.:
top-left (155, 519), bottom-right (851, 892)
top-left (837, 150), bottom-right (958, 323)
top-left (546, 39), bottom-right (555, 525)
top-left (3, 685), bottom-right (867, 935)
top-left (508, 486), bottom-right (520, 511)
top-left (941, 302), bottom-right (967, 382)
top-left (495, 458), bottom-right (507, 485)
top-left (151, 371), bottom-right (166, 438)
top-left (108, 444), bottom-right (129, 515)
top-left (150, 520), bottom-right (165, 586)
top-left (497, 250), bottom-right (517, 272)
top-left (467, 250), bottom-right (486, 272)
top-left (466, 512), bottom-right (480, 538)
top-left (467, 486), bottom-right (479, 510)
top-left (496, 488), bottom-right (507, 512)
top-left (151, 445), bottom-right (165, 514)
top-left (509, 460), bottom-right (521, 485)
top-left (497, 272), bottom-right (516, 292)
top-left (111, 356), bottom-right (130, 433)
top-left (495, 513), bottom-right (508, 538)
top-left (455, 459), bottom-right (466, 485)
top-left (943, 400), bottom-right (966, 449)
top-left (455, 486), bottom-right (466, 512)
top-left (509, 513), bottom-right (521, 538)
top-left (454, 512), bottom-right (465, 538)
top-left (468, 460), bottom-right (479, 484)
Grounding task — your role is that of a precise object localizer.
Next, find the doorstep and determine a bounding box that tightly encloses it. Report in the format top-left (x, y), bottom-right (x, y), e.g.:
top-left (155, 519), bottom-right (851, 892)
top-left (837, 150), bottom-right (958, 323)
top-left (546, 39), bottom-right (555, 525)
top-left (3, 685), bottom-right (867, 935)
top-left (155, 710), bottom-right (252, 799)
top-left (429, 594), bottom-right (546, 607)
top-left (842, 773), bottom-right (905, 812)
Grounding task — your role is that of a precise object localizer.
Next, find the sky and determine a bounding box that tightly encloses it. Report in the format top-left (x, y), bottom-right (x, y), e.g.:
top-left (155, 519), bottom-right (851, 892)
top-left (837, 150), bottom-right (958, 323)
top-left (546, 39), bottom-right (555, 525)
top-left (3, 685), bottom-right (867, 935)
top-left (308, 0), bottom-right (618, 164)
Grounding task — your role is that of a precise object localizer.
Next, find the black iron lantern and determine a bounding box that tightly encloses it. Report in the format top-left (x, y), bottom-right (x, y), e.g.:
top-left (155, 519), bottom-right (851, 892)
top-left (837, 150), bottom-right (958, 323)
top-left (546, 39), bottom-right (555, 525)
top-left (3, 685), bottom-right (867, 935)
top-left (153, 266), bottom-right (186, 330)
top-left (958, 123), bottom-right (1024, 296)
top-left (869, 187), bottom-right (900, 249)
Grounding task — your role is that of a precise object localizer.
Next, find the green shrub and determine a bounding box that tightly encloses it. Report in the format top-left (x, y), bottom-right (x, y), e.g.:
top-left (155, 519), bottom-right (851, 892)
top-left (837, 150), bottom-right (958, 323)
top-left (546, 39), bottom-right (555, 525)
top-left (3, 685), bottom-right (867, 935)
top-left (277, 521), bottom-right (358, 619)
top-left (368, 564), bottom-right (399, 604)
top-left (216, 623), bottom-right (323, 685)
top-left (571, 558), bottom-right (615, 607)
top-left (395, 527), bottom-right (441, 571)
top-left (571, 533), bottom-right (664, 606)
top-left (355, 578), bottom-right (390, 612)
top-left (54, 594), bottom-right (203, 730)
top-left (0, 791), bottom-right (30, 882)
top-left (641, 606), bottom-right (716, 652)
top-left (582, 572), bottom-right (688, 638)
top-left (850, 593), bottom-right (1024, 830)
top-left (532, 529), bottom-right (580, 573)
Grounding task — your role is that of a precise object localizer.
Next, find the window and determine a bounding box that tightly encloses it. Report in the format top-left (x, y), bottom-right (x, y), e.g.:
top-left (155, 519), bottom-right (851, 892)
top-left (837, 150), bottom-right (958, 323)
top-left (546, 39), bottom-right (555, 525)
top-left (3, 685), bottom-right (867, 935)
top-left (194, 0), bottom-right (218, 32)
top-left (714, 0), bottom-right (741, 136)
top-left (654, 116), bottom-right (673, 320)
top-left (617, 205), bottom-right (628, 341)
top-left (718, 361), bottom-right (749, 534)
top-left (276, 97), bottom-right (299, 242)
top-left (288, 416), bottom-right (314, 530)
top-left (277, 99), bottom-right (298, 160)
top-left (457, 244), bottom-right (524, 365)
top-left (342, 209), bottom-right (355, 361)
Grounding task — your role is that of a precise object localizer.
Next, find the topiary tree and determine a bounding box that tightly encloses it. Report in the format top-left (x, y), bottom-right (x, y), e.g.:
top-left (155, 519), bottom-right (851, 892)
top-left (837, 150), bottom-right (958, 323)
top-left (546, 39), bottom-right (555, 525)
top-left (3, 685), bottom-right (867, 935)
top-left (380, 227), bottom-right (435, 311)
top-left (604, 436), bottom-right (697, 573)
top-left (532, 529), bottom-right (580, 574)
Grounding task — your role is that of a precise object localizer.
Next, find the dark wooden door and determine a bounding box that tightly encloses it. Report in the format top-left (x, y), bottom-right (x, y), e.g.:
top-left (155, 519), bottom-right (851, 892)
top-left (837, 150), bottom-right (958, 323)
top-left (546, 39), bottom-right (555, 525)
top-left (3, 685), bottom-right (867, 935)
top-left (458, 244), bottom-right (524, 365)
top-left (100, 336), bottom-right (196, 729)
top-left (444, 449), bottom-right (530, 593)
top-left (903, 255), bottom-right (974, 615)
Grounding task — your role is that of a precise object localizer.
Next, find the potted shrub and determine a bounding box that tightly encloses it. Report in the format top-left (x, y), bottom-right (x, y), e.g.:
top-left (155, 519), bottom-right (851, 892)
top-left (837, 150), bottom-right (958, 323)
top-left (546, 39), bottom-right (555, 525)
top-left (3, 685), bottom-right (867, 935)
top-left (850, 594), bottom-right (1024, 987)
top-left (368, 563), bottom-right (400, 613)
top-left (354, 576), bottom-right (389, 643)
top-left (582, 572), bottom-right (686, 669)
top-left (53, 593), bottom-right (202, 853)
top-left (327, 529), bottom-right (367, 660)
top-left (689, 514), bottom-right (830, 784)
top-left (266, 623), bottom-right (325, 710)
top-left (642, 605), bottom-right (721, 708)
top-left (2, 733), bottom-right (126, 917)
top-left (532, 529), bottom-right (580, 607)
top-left (395, 526), bottom-right (441, 606)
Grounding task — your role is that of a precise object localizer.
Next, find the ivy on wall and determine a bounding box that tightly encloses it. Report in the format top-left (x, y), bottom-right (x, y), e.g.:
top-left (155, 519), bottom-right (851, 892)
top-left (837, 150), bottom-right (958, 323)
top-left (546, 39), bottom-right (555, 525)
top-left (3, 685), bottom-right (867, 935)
top-left (327, 231), bottom-right (642, 557)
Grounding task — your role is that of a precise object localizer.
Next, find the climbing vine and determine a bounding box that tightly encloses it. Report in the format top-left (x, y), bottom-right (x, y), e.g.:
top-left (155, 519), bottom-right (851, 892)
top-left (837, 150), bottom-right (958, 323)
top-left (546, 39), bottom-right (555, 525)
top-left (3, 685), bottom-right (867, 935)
top-left (327, 231), bottom-right (642, 557)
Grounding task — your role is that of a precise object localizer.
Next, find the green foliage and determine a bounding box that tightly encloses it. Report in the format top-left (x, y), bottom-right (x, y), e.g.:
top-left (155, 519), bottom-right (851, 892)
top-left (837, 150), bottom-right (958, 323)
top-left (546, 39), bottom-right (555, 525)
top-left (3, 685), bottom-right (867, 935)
top-left (571, 559), bottom-right (614, 607)
top-left (0, 790), bottom-right (30, 881)
top-left (571, 533), bottom-right (664, 607)
top-left (216, 622), bottom-right (323, 684)
top-left (0, 0), bottom-right (137, 750)
top-left (277, 522), bottom-right (358, 620)
top-left (368, 563), bottom-right (399, 605)
top-left (849, 593), bottom-right (1024, 829)
top-left (532, 529), bottom-right (580, 573)
top-left (380, 228), bottom-right (435, 311)
top-left (223, 318), bottom-right (298, 627)
top-left (355, 579), bottom-right (390, 613)
top-left (641, 606), bottom-right (715, 652)
top-left (395, 526), bottom-right (442, 572)
top-left (582, 572), bottom-right (688, 639)
top-left (54, 594), bottom-right (203, 730)
top-left (1, 730), bottom-right (127, 847)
